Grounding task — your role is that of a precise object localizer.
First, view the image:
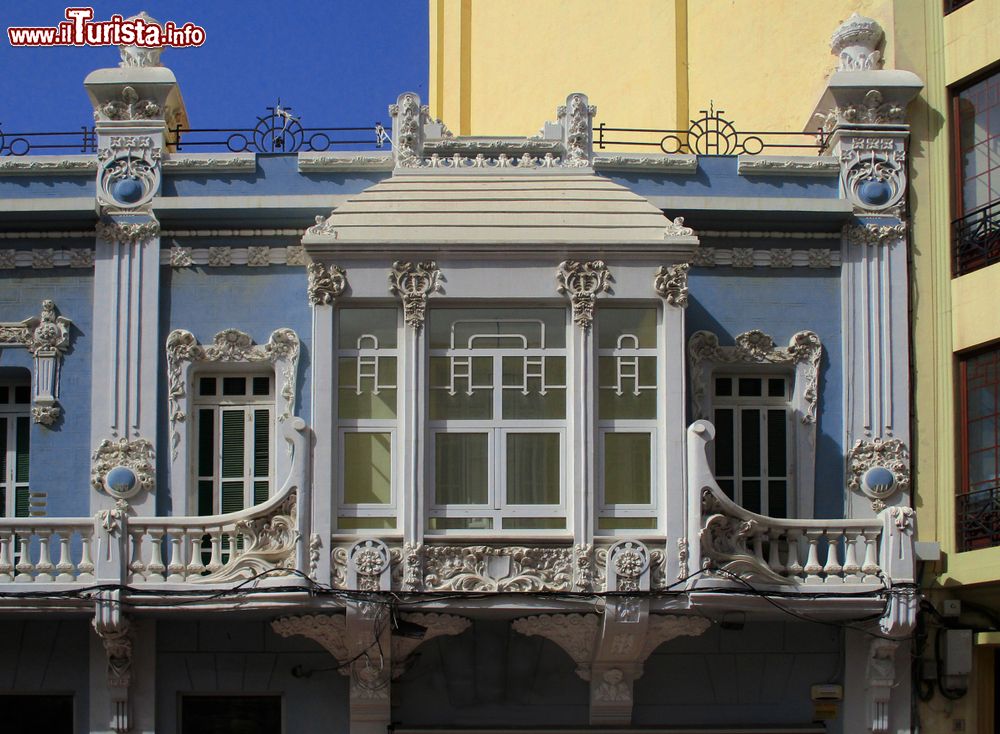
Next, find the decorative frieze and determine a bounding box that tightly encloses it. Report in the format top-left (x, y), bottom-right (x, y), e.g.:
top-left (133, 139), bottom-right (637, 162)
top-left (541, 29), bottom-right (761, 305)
top-left (32, 249), bottom-right (55, 269)
top-left (161, 245), bottom-right (307, 267)
top-left (653, 263), bottom-right (689, 307)
top-left (389, 92), bottom-right (426, 168)
top-left (0, 156), bottom-right (97, 175)
top-left (847, 437), bottom-right (910, 511)
top-left (844, 222), bottom-right (907, 247)
top-left (297, 152), bottom-right (394, 172)
top-left (96, 136), bottom-right (161, 213)
top-left (198, 494), bottom-right (299, 582)
top-left (207, 247), bottom-right (231, 267)
top-left (162, 155), bottom-right (256, 172)
top-left (558, 93), bottom-right (597, 167)
top-left (689, 247), bottom-right (839, 268)
top-left (247, 246), bottom-right (271, 267)
top-left (307, 262), bottom-right (346, 306)
top-left (96, 218), bottom-right (160, 246)
top-left (95, 86), bottom-right (161, 122)
top-left (423, 545), bottom-right (574, 592)
top-left (389, 261), bottom-right (442, 329)
top-left (737, 155), bottom-right (840, 176)
top-left (593, 153), bottom-right (697, 173)
top-left (557, 260), bottom-right (612, 328)
top-left (168, 246), bottom-right (193, 267)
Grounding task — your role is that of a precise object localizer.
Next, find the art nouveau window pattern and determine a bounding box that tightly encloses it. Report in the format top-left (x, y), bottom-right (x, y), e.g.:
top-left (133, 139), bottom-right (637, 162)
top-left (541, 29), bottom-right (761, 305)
top-left (0, 379), bottom-right (31, 519)
top-left (337, 308), bottom-right (398, 530)
top-left (428, 308), bottom-right (567, 531)
top-left (193, 374), bottom-right (273, 515)
top-left (597, 307), bottom-right (658, 530)
top-left (711, 374), bottom-right (792, 517)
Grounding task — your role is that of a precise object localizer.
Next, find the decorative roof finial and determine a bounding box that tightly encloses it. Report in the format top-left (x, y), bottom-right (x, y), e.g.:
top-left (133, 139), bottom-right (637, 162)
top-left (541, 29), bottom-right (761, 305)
top-left (831, 13), bottom-right (884, 71)
top-left (119, 11), bottom-right (164, 68)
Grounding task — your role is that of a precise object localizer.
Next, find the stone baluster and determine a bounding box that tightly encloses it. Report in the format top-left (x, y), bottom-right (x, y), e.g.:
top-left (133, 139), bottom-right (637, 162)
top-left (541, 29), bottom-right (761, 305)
top-left (128, 529), bottom-right (146, 582)
top-left (803, 530), bottom-right (824, 584)
top-left (785, 530), bottom-right (804, 577)
top-left (34, 532), bottom-right (55, 582)
top-left (823, 529), bottom-right (844, 583)
top-left (842, 529), bottom-right (862, 583)
top-left (861, 529), bottom-right (881, 582)
top-left (77, 529), bottom-right (96, 582)
top-left (186, 532), bottom-right (207, 578)
top-left (166, 529), bottom-right (186, 582)
top-left (767, 530), bottom-right (786, 575)
top-left (752, 532), bottom-right (766, 567)
top-left (55, 531), bottom-right (76, 582)
top-left (206, 530), bottom-right (223, 573)
top-left (14, 532), bottom-right (35, 582)
top-left (144, 529), bottom-right (165, 582)
top-left (0, 533), bottom-right (14, 582)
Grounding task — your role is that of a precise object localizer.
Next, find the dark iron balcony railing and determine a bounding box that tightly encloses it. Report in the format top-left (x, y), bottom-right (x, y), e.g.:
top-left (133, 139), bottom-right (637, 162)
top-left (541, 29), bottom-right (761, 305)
top-left (944, 0), bottom-right (976, 15)
top-left (0, 126), bottom-right (97, 156)
top-left (957, 485), bottom-right (1000, 552)
top-left (953, 200), bottom-right (1000, 277)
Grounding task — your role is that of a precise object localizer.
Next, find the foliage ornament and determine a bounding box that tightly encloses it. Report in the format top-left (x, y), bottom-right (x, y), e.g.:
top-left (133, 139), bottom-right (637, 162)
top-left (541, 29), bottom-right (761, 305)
top-left (654, 263), bottom-right (689, 307)
top-left (847, 437), bottom-right (910, 510)
top-left (0, 300), bottom-right (72, 425)
top-left (91, 437), bottom-right (155, 498)
top-left (423, 545), bottom-right (573, 592)
top-left (307, 262), bottom-right (346, 305)
top-left (831, 13), bottom-right (884, 71)
top-left (557, 260), bottom-right (612, 328)
top-left (96, 136), bottom-right (161, 212)
top-left (388, 261), bottom-right (442, 329)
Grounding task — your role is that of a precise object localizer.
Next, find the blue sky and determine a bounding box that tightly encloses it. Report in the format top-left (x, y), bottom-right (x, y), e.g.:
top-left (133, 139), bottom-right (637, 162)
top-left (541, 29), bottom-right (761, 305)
top-left (0, 2), bottom-right (428, 144)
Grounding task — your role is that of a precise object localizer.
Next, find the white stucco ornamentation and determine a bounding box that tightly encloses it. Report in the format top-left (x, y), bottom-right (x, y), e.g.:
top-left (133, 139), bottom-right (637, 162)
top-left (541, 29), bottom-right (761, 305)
top-left (769, 249), bottom-right (794, 268)
top-left (207, 247), bottom-right (231, 267)
top-left (70, 248), bottom-right (95, 268)
top-left (844, 222), bottom-right (907, 247)
top-left (348, 539), bottom-right (391, 591)
top-left (95, 86), bottom-right (161, 122)
top-left (96, 218), bottom-right (160, 246)
top-left (808, 249), bottom-right (833, 268)
top-left (839, 136), bottom-right (907, 213)
top-left (688, 329), bottom-right (823, 423)
top-left (169, 246), bottom-right (193, 267)
top-left (93, 590), bottom-right (134, 734)
top-left (557, 93), bottom-right (597, 167)
top-left (557, 260), bottom-right (612, 328)
top-left (118, 12), bottom-right (163, 68)
top-left (91, 437), bottom-right (155, 498)
top-left (165, 327), bottom-right (300, 459)
top-left (389, 92), bottom-right (427, 168)
top-left (677, 537), bottom-right (690, 580)
top-left (654, 263), bottom-right (689, 307)
top-left (198, 494), bottom-right (299, 582)
top-left (32, 249), bottom-right (54, 269)
top-left (867, 638), bottom-right (899, 734)
top-left (831, 13), bottom-right (884, 71)
top-left (285, 246), bottom-right (309, 266)
top-left (0, 300), bottom-right (73, 425)
top-left (389, 261), bottom-right (442, 329)
top-left (423, 545), bottom-right (574, 592)
top-left (247, 246), bottom-right (271, 267)
top-left (663, 216), bottom-right (694, 237)
top-left (307, 262), bottom-right (346, 305)
top-left (96, 137), bottom-right (161, 213)
top-left (847, 437), bottom-right (910, 510)
top-left (512, 613), bottom-right (600, 678)
top-left (272, 614), bottom-right (350, 663)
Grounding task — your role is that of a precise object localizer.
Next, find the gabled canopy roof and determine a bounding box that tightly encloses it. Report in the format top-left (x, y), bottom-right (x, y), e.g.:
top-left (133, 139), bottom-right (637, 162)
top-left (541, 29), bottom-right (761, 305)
top-left (303, 171), bottom-right (698, 260)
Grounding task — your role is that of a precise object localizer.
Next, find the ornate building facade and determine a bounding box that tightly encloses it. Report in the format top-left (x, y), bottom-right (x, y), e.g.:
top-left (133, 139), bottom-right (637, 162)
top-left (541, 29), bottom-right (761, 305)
top-left (0, 8), bottom-right (928, 734)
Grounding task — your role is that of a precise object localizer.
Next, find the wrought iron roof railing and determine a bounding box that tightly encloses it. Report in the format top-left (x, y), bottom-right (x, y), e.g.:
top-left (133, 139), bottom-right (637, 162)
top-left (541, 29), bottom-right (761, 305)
top-left (953, 200), bottom-right (1000, 277)
top-left (596, 103), bottom-right (827, 156)
top-left (0, 125), bottom-right (97, 156)
top-left (957, 485), bottom-right (1000, 552)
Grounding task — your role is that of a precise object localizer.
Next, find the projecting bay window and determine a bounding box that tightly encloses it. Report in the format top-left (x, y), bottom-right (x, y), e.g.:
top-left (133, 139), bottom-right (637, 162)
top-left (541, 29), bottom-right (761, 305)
top-left (712, 375), bottom-right (792, 517)
top-left (193, 375), bottom-right (273, 516)
top-left (337, 308), bottom-right (399, 531)
top-left (0, 381), bottom-right (30, 519)
top-left (597, 307), bottom-right (658, 531)
top-left (428, 308), bottom-right (566, 532)
top-left (958, 346), bottom-right (1000, 551)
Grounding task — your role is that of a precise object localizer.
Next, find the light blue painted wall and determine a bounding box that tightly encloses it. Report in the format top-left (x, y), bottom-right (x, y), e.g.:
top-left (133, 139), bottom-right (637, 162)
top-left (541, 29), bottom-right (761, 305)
top-left (161, 155), bottom-right (390, 197)
top-left (159, 265), bottom-right (312, 514)
top-left (0, 175), bottom-right (93, 198)
top-left (156, 620), bottom-right (349, 734)
top-left (0, 271), bottom-right (92, 518)
top-left (688, 267), bottom-right (844, 518)
top-left (607, 156), bottom-right (840, 199)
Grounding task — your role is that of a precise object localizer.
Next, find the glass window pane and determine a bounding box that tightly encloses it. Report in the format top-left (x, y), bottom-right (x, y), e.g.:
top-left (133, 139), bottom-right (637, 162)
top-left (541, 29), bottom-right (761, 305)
top-left (199, 377), bottom-right (216, 396)
top-left (714, 409), bottom-right (734, 477)
top-left (14, 417), bottom-right (29, 483)
top-left (252, 376), bottom-right (270, 396)
top-left (742, 480), bottom-right (761, 513)
top-left (598, 356), bottom-right (657, 419)
top-left (741, 409), bottom-right (761, 476)
top-left (506, 433), bottom-right (560, 505)
top-left (339, 308), bottom-right (397, 349)
top-left (767, 409), bottom-right (787, 477)
top-left (768, 378), bottom-right (786, 398)
top-left (715, 377), bottom-right (732, 396)
top-left (598, 517), bottom-right (658, 530)
top-left (768, 480), bottom-right (788, 518)
top-left (429, 357), bottom-right (492, 420)
top-left (338, 516), bottom-right (397, 530)
top-left (197, 409), bottom-right (214, 477)
top-left (13, 385), bottom-right (29, 404)
top-left (597, 307), bottom-right (657, 349)
top-left (343, 433), bottom-right (392, 504)
top-left (502, 517), bottom-right (566, 529)
top-left (222, 377), bottom-right (247, 396)
top-left (197, 480), bottom-right (213, 516)
top-left (738, 378), bottom-right (762, 397)
top-left (338, 357), bottom-right (397, 419)
top-left (428, 517), bottom-right (493, 530)
top-left (430, 308), bottom-right (566, 349)
top-left (435, 434), bottom-right (488, 504)
top-left (603, 433), bottom-right (651, 505)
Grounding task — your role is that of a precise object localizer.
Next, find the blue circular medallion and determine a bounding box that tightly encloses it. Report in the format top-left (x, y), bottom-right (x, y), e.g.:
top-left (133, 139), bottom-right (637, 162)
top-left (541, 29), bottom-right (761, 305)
top-left (863, 466), bottom-right (895, 496)
top-left (106, 465), bottom-right (138, 496)
top-left (112, 178), bottom-right (144, 204)
top-left (858, 179), bottom-right (892, 206)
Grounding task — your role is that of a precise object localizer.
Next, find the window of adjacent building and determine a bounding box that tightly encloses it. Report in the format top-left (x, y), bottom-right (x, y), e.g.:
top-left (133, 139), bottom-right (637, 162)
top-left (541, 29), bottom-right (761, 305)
top-left (427, 308), bottom-right (567, 531)
top-left (597, 307), bottom-right (658, 531)
top-left (958, 346), bottom-right (1000, 551)
top-left (952, 68), bottom-right (1000, 275)
top-left (181, 695), bottom-right (281, 734)
top-left (337, 307), bottom-right (399, 531)
top-left (711, 374), bottom-right (792, 517)
top-left (0, 379), bottom-right (31, 519)
top-left (193, 374), bottom-right (274, 516)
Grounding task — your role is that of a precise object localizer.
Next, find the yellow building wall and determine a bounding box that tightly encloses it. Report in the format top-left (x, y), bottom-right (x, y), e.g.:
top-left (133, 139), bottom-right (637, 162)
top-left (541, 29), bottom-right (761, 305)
top-left (943, 0), bottom-right (1000, 85)
top-left (430, 0), bottom-right (898, 137)
top-left (953, 265), bottom-right (1000, 352)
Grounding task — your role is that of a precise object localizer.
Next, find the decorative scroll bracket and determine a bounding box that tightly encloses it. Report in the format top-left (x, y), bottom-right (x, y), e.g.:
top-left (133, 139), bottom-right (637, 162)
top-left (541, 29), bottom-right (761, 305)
top-left (0, 300), bottom-right (73, 426)
top-left (93, 588), bottom-right (133, 734)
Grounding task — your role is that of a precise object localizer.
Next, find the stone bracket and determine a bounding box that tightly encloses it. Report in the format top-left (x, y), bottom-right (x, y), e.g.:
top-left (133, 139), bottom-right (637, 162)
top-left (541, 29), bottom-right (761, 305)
top-left (0, 300), bottom-right (73, 426)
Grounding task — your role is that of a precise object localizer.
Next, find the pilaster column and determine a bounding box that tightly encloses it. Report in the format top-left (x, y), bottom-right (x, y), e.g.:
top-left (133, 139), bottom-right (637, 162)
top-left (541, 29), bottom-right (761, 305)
top-left (84, 25), bottom-right (187, 517)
